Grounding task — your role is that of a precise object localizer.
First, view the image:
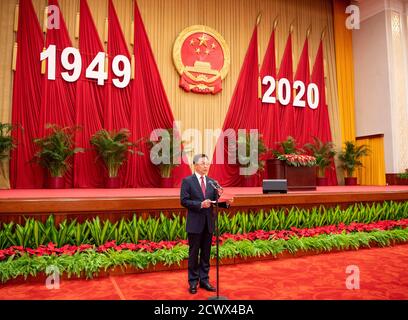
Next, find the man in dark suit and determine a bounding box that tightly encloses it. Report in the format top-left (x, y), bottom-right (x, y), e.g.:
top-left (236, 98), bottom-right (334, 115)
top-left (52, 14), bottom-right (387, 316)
top-left (180, 154), bottom-right (232, 294)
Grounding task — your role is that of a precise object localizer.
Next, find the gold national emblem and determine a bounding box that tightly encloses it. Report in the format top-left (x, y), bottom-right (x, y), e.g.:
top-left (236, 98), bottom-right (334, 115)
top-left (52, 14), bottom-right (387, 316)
top-left (173, 25), bottom-right (230, 94)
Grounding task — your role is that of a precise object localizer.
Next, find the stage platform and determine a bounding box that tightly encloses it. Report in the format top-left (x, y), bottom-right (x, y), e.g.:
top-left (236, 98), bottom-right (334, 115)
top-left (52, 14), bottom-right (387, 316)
top-left (0, 186), bottom-right (407, 224)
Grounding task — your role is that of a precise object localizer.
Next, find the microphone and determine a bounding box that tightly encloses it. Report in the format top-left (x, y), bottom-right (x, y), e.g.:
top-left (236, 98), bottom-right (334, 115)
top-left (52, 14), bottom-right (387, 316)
top-left (209, 180), bottom-right (223, 190)
top-left (213, 180), bottom-right (223, 190)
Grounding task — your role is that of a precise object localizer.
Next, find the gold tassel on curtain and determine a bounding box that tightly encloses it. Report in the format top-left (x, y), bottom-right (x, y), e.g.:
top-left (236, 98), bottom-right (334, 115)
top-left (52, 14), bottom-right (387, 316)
top-left (41, 47), bottom-right (46, 74)
top-left (321, 27), bottom-right (326, 41)
top-left (258, 75), bottom-right (262, 99)
top-left (131, 54), bottom-right (135, 79)
top-left (43, 6), bottom-right (48, 34)
top-left (12, 43), bottom-right (18, 71)
top-left (130, 21), bottom-right (134, 45)
top-left (104, 18), bottom-right (108, 43)
top-left (130, 0), bottom-right (134, 46)
top-left (75, 12), bottom-right (80, 38)
top-left (14, 4), bottom-right (19, 32)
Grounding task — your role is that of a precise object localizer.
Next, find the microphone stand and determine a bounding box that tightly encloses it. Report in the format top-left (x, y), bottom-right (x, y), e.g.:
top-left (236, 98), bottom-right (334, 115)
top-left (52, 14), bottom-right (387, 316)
top-left (208, 182), bottom-right (228, 300)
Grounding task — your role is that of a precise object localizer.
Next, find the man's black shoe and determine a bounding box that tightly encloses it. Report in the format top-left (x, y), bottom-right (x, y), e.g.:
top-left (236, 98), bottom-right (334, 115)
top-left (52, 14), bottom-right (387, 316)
top-left (189, 285), bottom-right (197, 294)
top-left (200, 282), bottom-right (216, 292)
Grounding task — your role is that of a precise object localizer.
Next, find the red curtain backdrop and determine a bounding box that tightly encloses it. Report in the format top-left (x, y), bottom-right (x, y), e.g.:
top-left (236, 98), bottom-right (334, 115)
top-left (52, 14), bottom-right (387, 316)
top-left (277, 34), bottom-right (295, 141)
top-left (39, 0), bottom-right (76, 188)
top-left (107, 0), bottom-right (130, 131)
top-left (260, 29), bottom-right (280, 152)
top-left (10, 0), bottom-right (44, 188)
top-left (107, 0), bottom-right (132, 187)
top-left (8, 2), bottom-right (338, 189)
top-left (209, 26), bottom-right (261, 187)
top-left (125, 1), bottom-right (191, 188)
top-left (312, 41), bottom-right (338, 185)
top-left (293, 38), bottom-right (313, 146)
top-left (73, 0), bottom-right (106, 188)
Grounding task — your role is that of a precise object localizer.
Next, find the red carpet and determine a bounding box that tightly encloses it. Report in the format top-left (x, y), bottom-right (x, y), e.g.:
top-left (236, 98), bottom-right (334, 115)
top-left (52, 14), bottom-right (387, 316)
top-left (1, 185), bottom-right (407, 199)
top-left (1, 244), bottom-right (408, 300)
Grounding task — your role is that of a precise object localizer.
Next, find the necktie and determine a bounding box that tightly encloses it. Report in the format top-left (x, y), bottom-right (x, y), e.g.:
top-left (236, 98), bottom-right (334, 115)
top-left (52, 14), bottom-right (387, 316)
top-left (200, 176), bottom-right (206, 197)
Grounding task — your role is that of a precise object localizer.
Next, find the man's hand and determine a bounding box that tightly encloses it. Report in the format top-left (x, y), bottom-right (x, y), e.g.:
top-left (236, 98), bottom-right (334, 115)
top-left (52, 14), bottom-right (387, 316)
top-left (201, 199), bottom-right (212, 208)
top-left (217, 188), bottom-right (223, 196)
top-left (226, 198), bottom-right (234, 206)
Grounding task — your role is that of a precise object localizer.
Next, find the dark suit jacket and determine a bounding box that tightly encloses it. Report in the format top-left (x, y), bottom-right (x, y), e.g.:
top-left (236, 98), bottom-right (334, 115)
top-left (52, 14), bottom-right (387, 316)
top-left (180, 174), bottom-right (228, 234)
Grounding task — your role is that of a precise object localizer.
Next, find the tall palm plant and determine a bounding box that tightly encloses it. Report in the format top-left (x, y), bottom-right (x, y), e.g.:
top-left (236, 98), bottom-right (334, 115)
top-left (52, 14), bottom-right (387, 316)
top-left (237, 132), bottom-right (268, 174)
top-left (0, 123), bottom-right (19, 189)
top-left (90, 128), bottom-right (141, 178)
top-left (305, 137), bottom-right (336, 178)
top-left (273, 136), bottom-right (304, 156)
top-left (33, 124), bottom-right (83, 177)
top-left (338, 141), bottom-right (370, 177)
top-left (0, 123), bottom-right (18, 160)
top-left (148, 128), bottom-right (185, 178)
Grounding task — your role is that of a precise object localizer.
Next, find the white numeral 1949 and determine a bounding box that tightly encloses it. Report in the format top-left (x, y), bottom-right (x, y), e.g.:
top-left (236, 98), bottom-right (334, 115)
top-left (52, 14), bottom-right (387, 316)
top-left (40, 45), bottom-right (131, 88)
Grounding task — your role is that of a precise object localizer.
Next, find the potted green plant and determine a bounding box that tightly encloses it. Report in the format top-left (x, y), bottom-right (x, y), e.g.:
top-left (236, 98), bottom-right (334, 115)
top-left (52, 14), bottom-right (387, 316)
top-left (237, 132), bottom-right (268, 186)
top-left (33, 124), bottom-right (83, 188)
top-left (338, 140), bottom-right (370, 186)
top-left (275, 136), bottom-right (302, 155)
top-left (268, 136), bottom-right (303, 180)
top-left (0, 123), bottom-right (18, 189)
top-left (148, 128), bottom-right (185, 188)
top-left (304, 137), bottom-right (336, 186)
top-left (90, 128), bottom-right (142, 188)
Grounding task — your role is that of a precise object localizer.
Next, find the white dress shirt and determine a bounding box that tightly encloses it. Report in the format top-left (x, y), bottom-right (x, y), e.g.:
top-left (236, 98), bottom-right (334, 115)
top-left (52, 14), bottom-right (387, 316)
top-left (194, 172), bottom-right (206, 189)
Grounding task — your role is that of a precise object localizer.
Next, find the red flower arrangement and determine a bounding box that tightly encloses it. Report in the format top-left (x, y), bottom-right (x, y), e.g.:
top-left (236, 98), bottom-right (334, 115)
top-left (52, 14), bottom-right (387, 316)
top-left (1, 219), bottom-right (407, 261)
top-left (276, 154), bottom-right (317, 167)
top-left (215, 219), bottom-right (408, 244)
top-left (0, 239), bottom-right (188, 261)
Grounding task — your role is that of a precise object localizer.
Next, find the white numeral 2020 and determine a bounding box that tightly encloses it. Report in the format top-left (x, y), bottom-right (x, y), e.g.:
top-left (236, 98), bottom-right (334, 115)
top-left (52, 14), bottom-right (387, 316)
top-left (262, 76), bottom-right (319, 109)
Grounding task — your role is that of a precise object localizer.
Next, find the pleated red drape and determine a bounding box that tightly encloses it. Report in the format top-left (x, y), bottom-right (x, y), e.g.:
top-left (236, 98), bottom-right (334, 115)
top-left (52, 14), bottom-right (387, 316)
top-left (73, 0), bottom-right (105, 188)
top-left (277, 34), bottom-right (295, 141)
top-left (9, 1), bottom-right (337, 189)
top-left (125, 1), bottom-right (191, 188)
top-left (293, 38), bottom-right (314, 147)
top-left (209, 26), bottom-right (261, 187)
top-left (107, 0), bottom-right (132, 187)
top-left (260, 30), bottom-right (280, 152)
top-left (10, 0), bottom-right (44, 188)
top-left (39, 0), bottom-right (76, 188)
top-left (312, 41), bottom-right (338, 185)
top-left (106, 0), bottom-right (130, 131)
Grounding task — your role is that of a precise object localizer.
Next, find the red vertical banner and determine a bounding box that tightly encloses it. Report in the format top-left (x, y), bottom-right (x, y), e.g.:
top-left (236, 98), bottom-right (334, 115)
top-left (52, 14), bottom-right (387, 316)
top-left (311, 40), bottom-right (338, 185)
top-left (39, 0), bottom-right (76, 188)
top-left (260, 29), bottom-right (280, 152)
top-left (73, 0), bottom-right (106, 188)
top-left (209, 26), bottom-right (261, 187)
top-left (293, 37), bottom-right (313, 146)
top-left (10, 0), bottom-right (44, 188)
top-left (107, 0), bottom-right (131, 132)
top-left (126, 1), bottom-right (191, 188)
top-left (277, 34), bottom-right (295, 141)
top-left (107, 0), bottom-right (133, 187)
